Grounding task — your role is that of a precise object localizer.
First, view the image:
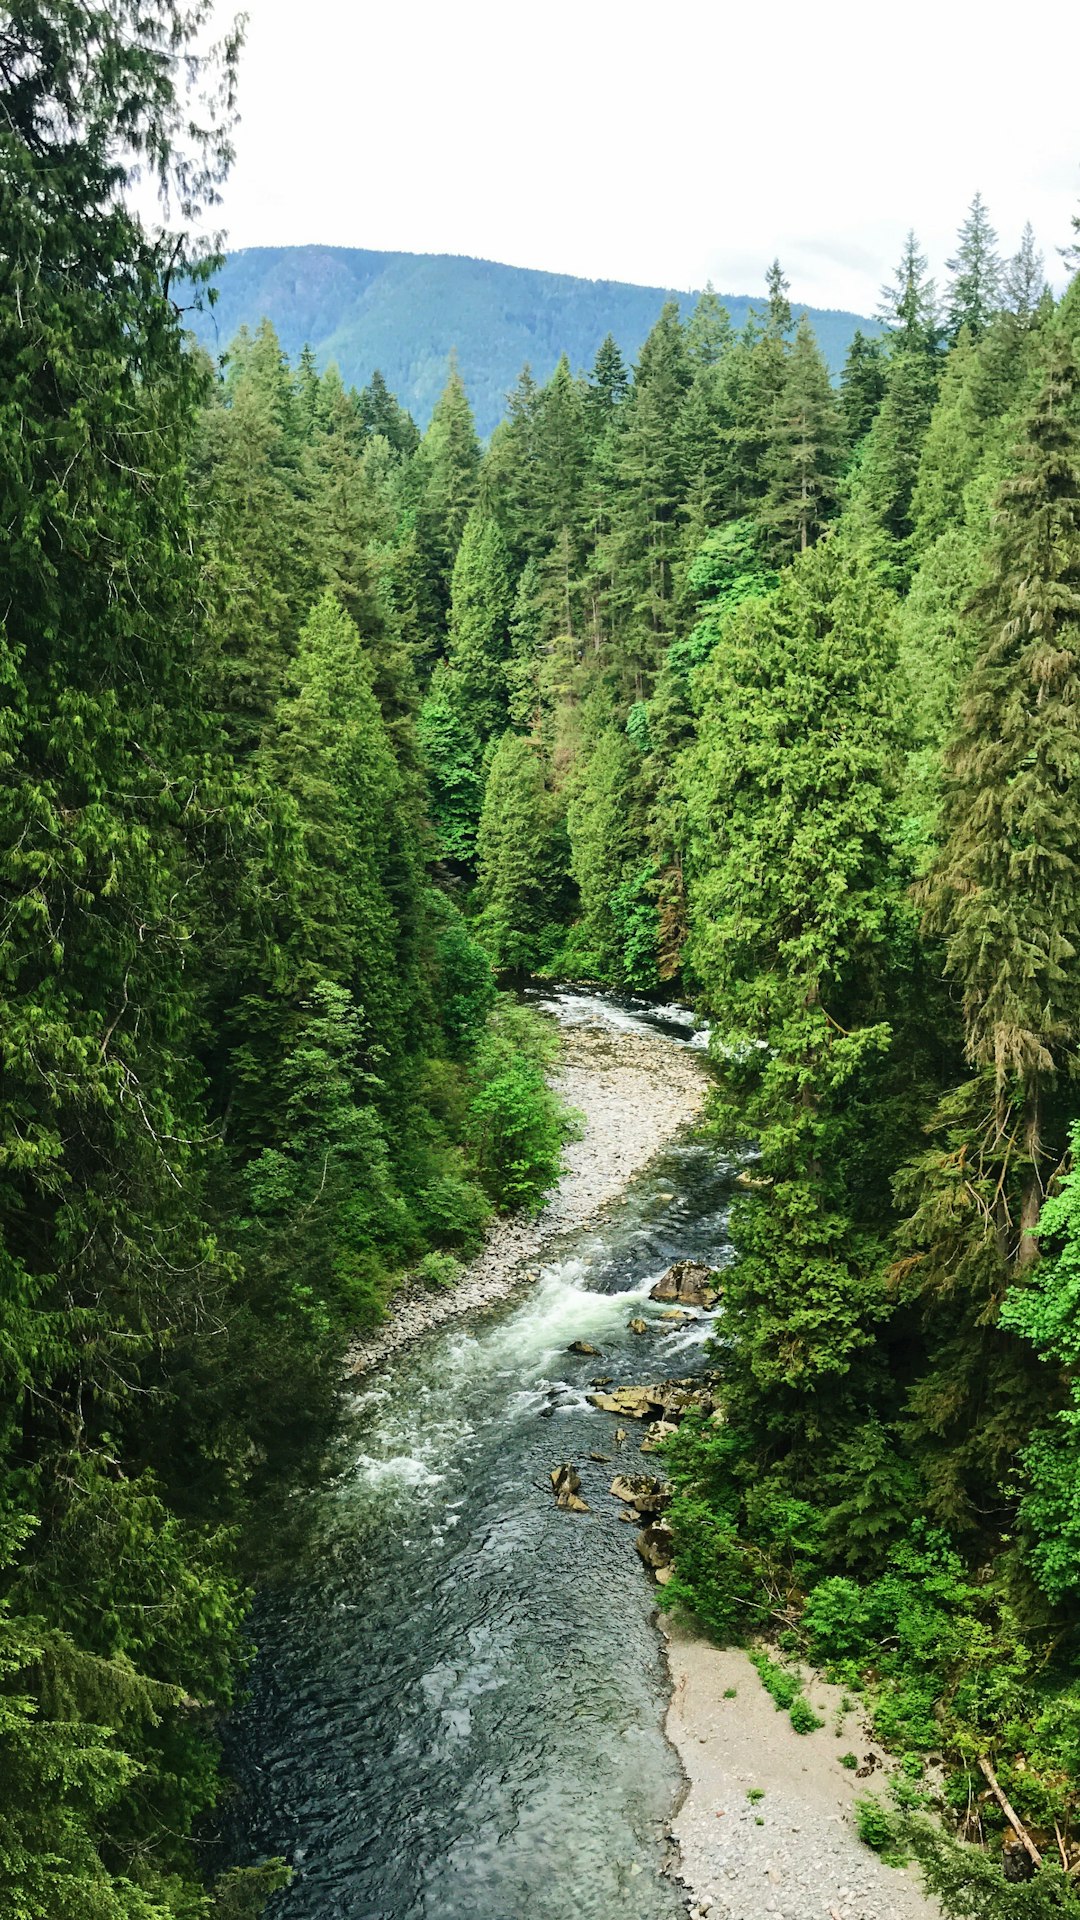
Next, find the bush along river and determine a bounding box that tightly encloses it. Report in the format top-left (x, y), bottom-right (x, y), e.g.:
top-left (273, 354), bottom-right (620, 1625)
top-left (220, 991), bottom-right (732, 1920)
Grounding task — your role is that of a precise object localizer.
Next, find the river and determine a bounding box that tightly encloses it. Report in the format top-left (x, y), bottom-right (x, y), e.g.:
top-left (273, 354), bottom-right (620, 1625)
top-left (222, 991), bottom-right (733, 1920)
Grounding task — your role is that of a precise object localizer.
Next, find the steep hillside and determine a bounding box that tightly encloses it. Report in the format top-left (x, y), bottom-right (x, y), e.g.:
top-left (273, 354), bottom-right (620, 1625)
top-left (189, 244), bottom-right (878, 432)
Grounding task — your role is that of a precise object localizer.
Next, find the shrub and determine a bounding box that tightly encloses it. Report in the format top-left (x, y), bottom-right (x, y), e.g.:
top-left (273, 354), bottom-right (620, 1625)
top-left (855, 1794), bottom-right (907, 1866)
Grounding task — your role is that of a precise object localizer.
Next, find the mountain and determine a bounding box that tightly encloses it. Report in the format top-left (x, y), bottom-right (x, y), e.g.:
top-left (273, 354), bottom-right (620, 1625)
top-left (188, 245), bottom-right (880, 436)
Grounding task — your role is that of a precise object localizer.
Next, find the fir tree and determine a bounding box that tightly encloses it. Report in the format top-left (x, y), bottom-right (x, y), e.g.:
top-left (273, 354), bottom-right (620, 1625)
top-left (840, 328), bottom-right (888, 445)
top-left (945, 192), bottom-right (1002, 341)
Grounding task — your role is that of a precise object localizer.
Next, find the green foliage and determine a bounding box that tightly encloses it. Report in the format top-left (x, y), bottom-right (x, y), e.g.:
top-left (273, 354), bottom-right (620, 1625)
top-left (466, 1004), bottom-right (581, 1213)
top-left (905, 1821), bottom-right (1080, 1918)
top-left (855, 1794), bottom-right (908, 1866)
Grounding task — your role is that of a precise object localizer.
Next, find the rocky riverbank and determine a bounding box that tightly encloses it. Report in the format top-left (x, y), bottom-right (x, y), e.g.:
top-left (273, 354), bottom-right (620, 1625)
top-left (346, 1013), bottom-right (709, 1378)
top-left (664, 1616), bottom-right (942, 1920)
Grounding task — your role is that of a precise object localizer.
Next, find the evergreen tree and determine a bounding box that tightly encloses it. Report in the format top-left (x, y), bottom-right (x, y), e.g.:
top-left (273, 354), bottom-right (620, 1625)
top-left (475, 732), bottom-right (569, 971)
top-left (1003, 221), bottom-right (1048, 320)
top-left (839, 328), bottom-right (888, 445)
top-left (685, 539), bottom-right (909, 1445)
top-left (894, 336), bottom-right (1080, 1519)
top-left (945, 192), bottom-right (1002, 341)
top-left (357, 367), bottom-right (420, 456)
top-left (600, 301), bottom-right (693, 695)
top-left (758, 314), bottom-right (843, 558)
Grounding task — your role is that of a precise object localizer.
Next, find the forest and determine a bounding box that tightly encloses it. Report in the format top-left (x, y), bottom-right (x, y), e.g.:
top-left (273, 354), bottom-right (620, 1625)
top-left (3, 0), bottom-right (1080, 1915)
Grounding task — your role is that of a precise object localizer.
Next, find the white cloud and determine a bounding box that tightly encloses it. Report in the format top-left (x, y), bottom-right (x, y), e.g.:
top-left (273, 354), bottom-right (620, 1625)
top-left (212, 0), bottom-right (1080, 313)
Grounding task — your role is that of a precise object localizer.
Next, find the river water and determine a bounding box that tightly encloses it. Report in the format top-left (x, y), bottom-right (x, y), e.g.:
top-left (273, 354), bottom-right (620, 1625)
top-left (222, 993), bottom-right (733, 1920)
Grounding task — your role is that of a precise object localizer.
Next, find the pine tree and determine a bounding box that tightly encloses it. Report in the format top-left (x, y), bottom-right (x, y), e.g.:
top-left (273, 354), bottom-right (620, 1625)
top-left (840, 329), bottom-right (888, 445)
top-left (684, 538), bottom-right (910, 1449)
top-left (357, 367), bottom-right (420, 455)
top-left (758, 314), bottom-right (843, 559)
top-left (600, 302), bottom-right (693, 695)
top-left (1003, 221), bottom-right (1047, 320)
top-left (922, 337), bottom-right (1080, 1265)
top-left (893, 336), bottom-right (1080, 1519)
top-left (588, 333), bottom-right (630, 420)
top-left (764, 257), bottom-right (794, 339)
top-left (475, 731), bottom-right (569, 971)
top-left (946, 192), bottom-right (1002, 341)
top-left (0, 2), bottom-right (280, 1909)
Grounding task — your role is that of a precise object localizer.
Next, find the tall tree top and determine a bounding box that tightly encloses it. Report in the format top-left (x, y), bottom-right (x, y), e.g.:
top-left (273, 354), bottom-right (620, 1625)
top-left (946, 192), bottom-right (1002, 340)
top-left (1003, 221), bottom-right (1048, 319)
top-left (687, 284), bottom-right (733, 367)
top-left (764, 258), bottom-right (793, 339)
top-left (878, 231), bottom-right (941, 355)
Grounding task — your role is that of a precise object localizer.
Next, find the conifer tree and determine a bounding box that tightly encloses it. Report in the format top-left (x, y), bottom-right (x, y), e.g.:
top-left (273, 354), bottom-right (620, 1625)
top-left (587, 332), bottom-right (630, 423)
top-left (759, 314), bottom-right (843, 558)
top-left (684, 538), bottom-right (908, 1448)
top-left (839, 328), bottom-right (888, 445)
top-left (1003, 221), bottom-right (1047, 320)
top-left (357, 367), bottom-right (420, 455)
top-left (945, 192), bottom-right (1002, 341)
top-left (475, 731), bottom-right (568, 971)
top-left (921, 337), bottom-right (1080, 1266)
top-left (893, 336), bottom-right (1080, 1517)
top-left (601, 302), bottom-right (693, 695)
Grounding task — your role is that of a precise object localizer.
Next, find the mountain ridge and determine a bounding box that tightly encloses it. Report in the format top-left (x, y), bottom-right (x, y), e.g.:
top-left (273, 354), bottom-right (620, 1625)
top-left (190, 243), bottom-right (879, 434)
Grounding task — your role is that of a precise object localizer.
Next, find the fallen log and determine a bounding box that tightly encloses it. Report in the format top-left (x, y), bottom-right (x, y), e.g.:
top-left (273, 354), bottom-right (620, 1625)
top-left (977, 1756), bottom-right (1042, 1868)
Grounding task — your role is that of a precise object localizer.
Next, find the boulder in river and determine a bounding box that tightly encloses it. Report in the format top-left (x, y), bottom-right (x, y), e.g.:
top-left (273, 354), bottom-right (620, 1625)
top-left (636, 1520), bottom-right (675, 1571)
top-left (550, 1462), bottom-right (589, 1512)
top-left (609, 1472), bottom-right (671, 1515)
top-left (649, 1260), bottom-right (721, 1309)
top-left (627, 1316), bottom-right (648, 1335)
top-left (567, 1340), bottom-right (601, 1356)
top-left (587, 1385), bottom-right (653, 1417)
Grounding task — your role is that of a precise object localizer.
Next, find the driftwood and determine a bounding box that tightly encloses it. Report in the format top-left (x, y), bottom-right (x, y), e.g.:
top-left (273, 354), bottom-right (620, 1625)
top-left (977, 1756), bottom-right (1042, 1868)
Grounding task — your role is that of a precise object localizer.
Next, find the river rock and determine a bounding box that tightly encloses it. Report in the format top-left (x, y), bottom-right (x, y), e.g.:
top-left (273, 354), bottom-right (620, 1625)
top-left (567, 1340), bottom-right (601, 1356)
top-left (735, 1170), bottom-right (771, 1190)
top-left (649, 1260), bottom-right (721, 1309)
top-left (587, 1385), bottom-right (653, 1417)
top-left (627, 1316), bottom-right (648, 1335)
top-left (588, 1375), bottom-right (613, 1387)
top-left (640, 1420), bottom-right (680, 1453)
top-left (550, 1462), bottom-right (589, 1512)
top-left (610, 1472), bottom-right (671, 1515)
top-left (636, 1520), bottom-right (675, 1570)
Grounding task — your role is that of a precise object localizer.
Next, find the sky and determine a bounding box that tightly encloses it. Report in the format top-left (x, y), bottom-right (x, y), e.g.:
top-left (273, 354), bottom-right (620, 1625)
top-left (211, 0), bottom-right (1080, 315)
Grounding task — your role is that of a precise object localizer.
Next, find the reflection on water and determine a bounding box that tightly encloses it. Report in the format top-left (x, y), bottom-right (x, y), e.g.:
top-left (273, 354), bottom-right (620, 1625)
top-left (221, 995), bottom-right (732, 1920)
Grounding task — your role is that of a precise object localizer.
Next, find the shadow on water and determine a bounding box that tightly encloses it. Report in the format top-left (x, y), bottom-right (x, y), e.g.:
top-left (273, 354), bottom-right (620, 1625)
top-left (218, 993), bottom-right (732, 1920)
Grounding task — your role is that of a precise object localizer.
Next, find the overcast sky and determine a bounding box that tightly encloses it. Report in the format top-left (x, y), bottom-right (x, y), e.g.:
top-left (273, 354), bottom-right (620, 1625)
top-left (214, 0), bottom-right (1080, 314)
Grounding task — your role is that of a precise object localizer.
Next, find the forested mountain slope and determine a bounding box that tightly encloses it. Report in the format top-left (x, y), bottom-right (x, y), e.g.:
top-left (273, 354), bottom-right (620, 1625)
top-left (187, 243), bottom-right (879, 432)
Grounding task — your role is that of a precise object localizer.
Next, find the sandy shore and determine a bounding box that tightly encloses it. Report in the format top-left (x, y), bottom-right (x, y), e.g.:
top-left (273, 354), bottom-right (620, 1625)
top-left (346, 1015), bottom-right (708, 1378)
top-left (664, 1614), bottom-right (942, 1920)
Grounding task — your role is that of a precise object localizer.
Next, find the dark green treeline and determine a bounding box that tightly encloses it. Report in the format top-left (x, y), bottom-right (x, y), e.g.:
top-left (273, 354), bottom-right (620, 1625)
top-left (0, 3), bottom-right (568, 1914)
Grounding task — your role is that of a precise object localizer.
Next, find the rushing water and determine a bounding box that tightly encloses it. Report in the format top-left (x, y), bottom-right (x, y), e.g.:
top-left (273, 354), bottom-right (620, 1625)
top-left (222, 993), bottom-right (732, 1920)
